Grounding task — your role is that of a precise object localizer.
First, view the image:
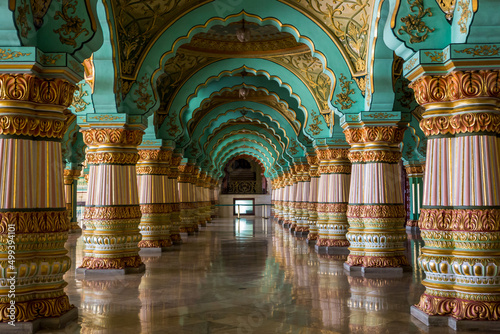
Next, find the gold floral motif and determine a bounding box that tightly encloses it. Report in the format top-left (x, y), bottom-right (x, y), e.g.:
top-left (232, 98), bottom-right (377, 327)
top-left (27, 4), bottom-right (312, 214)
top-left (316, 148), bottom-right (350, 161)
top-left (136, 166), bottom-right (170, 175)
top-left (71, 83), bottom-right (90, 113)
top-left (140, 204), bottom-right (172, 214)
top-left (405, 164), bottom-right (424, 175)
top-left (138, 149), bottom-right (172, 162)
top-left (318, 165), bottom-right (351, 174)
top-left (409, 70), bottom-right (500, 106)
top-left (138, 239), bottom-right (172, 248)
top-left (86, 152), bottom-right (139, 165)
top-left (84, 205), bottom-right (142, 220)
top-left (316, 238), bottom-right (350, 247)
top-left (80, 255), bottom-right (143, 269)
top-left (0, 295), bottom-right (73, 322)
top-left (344, 127), bottom-right (406, 144)
top-left (419, 208), bottom-right (500, 231)
top-left (406, 219), bottom-right (419, 227)
top-left (455, 45), bottom-right (500, 57)
top-left (416, 293), bottom-right (500, 320)
top-left (39, 53), bottom-right (62, 65)
top-left (347, 204), bottom-right (406, 218)
top-left (53, 0), bottom-right (89, 47)
top-left (0, 114), bottom-right (68, 139)
top-left (420, 112), bottom-right (500, 136)
top-left (82, 128), bottom-right (144, 146)
top-left (0, 210), bottom-right (69, 234)
top-left (398, 0), bottom-right (435, 43)
top-left (0, 48), bottom-right (31, 60)
top-left (0, 73), bottom-right (76, 107)
top-left (348, 150), bottom-right (402, 163)
top-left (308, 109), bottom-right (322, 135)
top-left (456, 0), bottom-right (471, 34)
top-left (133, 74), bottom-right (153, 112)
top-left (335, 74), bottom-right (356, 110)
top-left (317, 203), bottom-right (348, 213)
top-left (16, 0), bottom-right (32, 38)
top-left (347, 254), bottom-right (409, 267)
top-left (424, 51), bottom-right (445, 62)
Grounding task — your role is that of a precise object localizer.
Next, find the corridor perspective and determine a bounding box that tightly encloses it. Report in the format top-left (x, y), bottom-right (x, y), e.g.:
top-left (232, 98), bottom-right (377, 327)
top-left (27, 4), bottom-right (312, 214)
top-left (1, 0), bottom-right (500, 333)
top-left (39, 218), bottom-right (468, 334)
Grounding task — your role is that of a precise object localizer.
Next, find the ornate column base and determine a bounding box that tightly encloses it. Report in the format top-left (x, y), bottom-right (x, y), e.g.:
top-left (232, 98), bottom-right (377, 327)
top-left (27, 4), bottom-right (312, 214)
top-left (0, 305), bottom-right (78, 334)
top-left (406, 219), bottom-right (419, 228)
top-left (69, 221), bottom-right (82, 233)
top-left (294, 225), bottom-right (309, 237)
top-left (76, 259), bottom-right (146, 276)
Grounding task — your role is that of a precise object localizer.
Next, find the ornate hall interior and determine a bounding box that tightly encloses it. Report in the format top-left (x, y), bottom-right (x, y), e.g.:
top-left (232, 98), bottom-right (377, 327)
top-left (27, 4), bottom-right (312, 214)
top-left (0, 0), bottom-right (499, 333)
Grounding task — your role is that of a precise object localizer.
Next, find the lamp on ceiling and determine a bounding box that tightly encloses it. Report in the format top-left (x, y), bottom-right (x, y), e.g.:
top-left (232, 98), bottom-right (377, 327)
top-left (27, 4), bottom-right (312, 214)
top-left (239, 69), bottom-right (250, 99)
top-left (236, 19), bottom-right (251, 42)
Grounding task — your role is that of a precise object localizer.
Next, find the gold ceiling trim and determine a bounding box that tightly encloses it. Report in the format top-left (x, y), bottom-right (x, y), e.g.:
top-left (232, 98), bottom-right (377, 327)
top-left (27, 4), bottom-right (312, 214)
top-left (217, 144), bottom-right (274, 170)
top-left (211, 131), bottom-right (279, 163)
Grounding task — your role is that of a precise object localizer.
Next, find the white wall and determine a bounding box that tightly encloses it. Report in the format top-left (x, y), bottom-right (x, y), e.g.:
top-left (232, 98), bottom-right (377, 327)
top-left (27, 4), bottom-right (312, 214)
top-left (218, 194), bottom-right (272, 218)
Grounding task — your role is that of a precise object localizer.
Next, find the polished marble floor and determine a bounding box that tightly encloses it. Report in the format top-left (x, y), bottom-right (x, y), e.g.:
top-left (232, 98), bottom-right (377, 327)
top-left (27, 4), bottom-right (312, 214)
top-left (42, 218), bottom-right (488, 334)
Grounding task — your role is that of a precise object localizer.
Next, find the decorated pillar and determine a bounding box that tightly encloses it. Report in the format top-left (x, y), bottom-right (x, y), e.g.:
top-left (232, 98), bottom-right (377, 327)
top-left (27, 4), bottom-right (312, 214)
top-left (168, 154), bottom-right (182, 244)
top-left (306, 155), bottom-right (320, 243)
top-left (282, 171), bottom-right (293, 228)
top-left (274, 175), bottom-right (284, 223)
top-left (294, 163), bottom-right (311, 236)
top-left (178, 163), bottom-right (197, 234)
top-left (404, 163), bottom-right (424, 228)
top-left (343, 125), bottom-right (408, 272)
top-left (0, 73), bottom-right (77, 324)
top-left (315, 146), bottom-right (351, 253)
top-left (78, 126), bottom-right (145, 272)
top-left (408, 70), bottom-right (500, 323)
top-left (64, 165), bottom-right (82, 233)
top-left (136, 146), bottom-right (173, 250)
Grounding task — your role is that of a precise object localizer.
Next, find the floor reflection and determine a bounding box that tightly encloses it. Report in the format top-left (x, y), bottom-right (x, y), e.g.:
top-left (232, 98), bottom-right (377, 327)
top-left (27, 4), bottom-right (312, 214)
top-left (41, 218), bottom-right (472, 333)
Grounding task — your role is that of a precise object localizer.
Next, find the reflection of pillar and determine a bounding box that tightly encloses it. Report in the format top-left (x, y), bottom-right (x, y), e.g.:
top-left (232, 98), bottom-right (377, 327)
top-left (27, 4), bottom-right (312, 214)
top-left (168, 154), bottom-right (182, 244)
top-left (344, 126), bottom-right (408, 271)
top-left (307, 155), bottom-right (320, 243)
top-left (79, 128), bottom-right (144, 272)
top-left (409, 71), bottom-right (500, 323)
top-left (136, 148), bottom-right (173, 250)
top-left (65, 166), bottom-right (82, 233)
top-left (0, 73), bottom-right (76, 324)
top-left (294, 163), bottom-right (310, 236)
top-left (178, 163), bottom-right (197, 234)
top-left (274, 175), bottom-right (284, 223)
top-left (289, 169), bottom-right (298, 231)
top-left (282, 172), bottom-right (291, 227)
top-left (316, 147), bottom-right (351, 252)
top-left (404, 164), bottom-right (424, 228)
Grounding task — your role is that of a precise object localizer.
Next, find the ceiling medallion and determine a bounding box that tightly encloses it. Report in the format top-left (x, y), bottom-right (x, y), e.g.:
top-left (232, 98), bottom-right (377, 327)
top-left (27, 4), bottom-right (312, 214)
top-left (236, 19), bottom-right (251, 42)
top-left (239, 69), bottom-right (250, 99)
top-left (435, 0), bottom-right (456, 20)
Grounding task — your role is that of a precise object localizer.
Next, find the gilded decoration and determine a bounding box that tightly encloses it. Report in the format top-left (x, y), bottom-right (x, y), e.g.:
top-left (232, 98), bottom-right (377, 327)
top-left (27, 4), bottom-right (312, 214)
top-left (0, 114), bottom-right (68, 140)
top-left (271, 52), bottom-right (333, 127)
top-left (347, 204), bottom-right (406, 218)
top-left (347, 254), bottom-right (409, 267)
top-left (138, 149), bottom-right (172, 162)
top-left (39, 53), bottom-right (62, 65)
top-left (398, 0), bottom-right (435, 44)
top-left (71, 83), bottom-right (90, 113)
top-left (348, 150), bottom-right (402, 163)
top-left (31, 0), bottom-right (53, 29)
top-left (140, 204), bottom-right (172, 214)
top-left (15, 0), bottom-right (32, 38)
top-left (424, 51), bottom-right (445, 62)
top-left (420, 112), bottom-right (500, 136)
top-left (0, 210), bottom-right (69, 234)
top-left (81, 128), bottom-right (144, 146)
top-left (434, 0), bottom-right (456, 20)
top-left (335, 74), bottom-right (356, 110)
top-left (416, 293), bottom-right (500, 320)
top-left (0, 48), bottom-right (31, 60)
top-left (316, 148), bottom-right (350, 161)
top-left (0, 74), bottom-right (76, 107)
top-left (308, 109), bottom-right (322, 135)
top-left (83, 205), bottom-right (142, 220)
top-left (409, 70), bottom-right (500, 107)
top-left (456, 0), bottom-right (471, 34)
top-left (455, 45), bottom-right (500, 57)
top-left (53, 0), bottom-right (90, 47)
top-left (133, 74), bottom-right (153, 111)
top-left (112, 0), bottom-right (210, 77)
top-left (286, 0), bottom-right (373, 73)
top-left (344, 127), bottom-right (406, 144)
top-left (316, 203), bottom-right (348, 213)
top-left (405, 164), bottom-right (424, 175)
top-left (318, 165), bottom-right (351, 174)
top-left (80, 256), bottom-right (143, 270)
top-left (86, 152), bottom-right (139, 165)
top-left (419, 208), bottom-right (500, 232)
top-left (0, 295), bottom-right (73, 322)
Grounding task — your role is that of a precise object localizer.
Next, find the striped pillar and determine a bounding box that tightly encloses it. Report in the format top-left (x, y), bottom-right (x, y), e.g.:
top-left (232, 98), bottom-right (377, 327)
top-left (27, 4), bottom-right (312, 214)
top-left (168, 154), bottom-right (182, 244)
top-left (343, 126), bottom-right (408, 270)
top-left (306, 155), bottom-right (320, 243)
top-left (0, 73), bottom-right (76, 323)
top-left (282, 172), bottom-right (292, 227)
top-left (409, 70), bottom-right (500, 322)
top-left (79, 128), bottom-right (144, 272)
top-left (178, 164), bottom-right (197, 234)
top-left (289, 169), bottom-right (299, 231)
top-left (294, 164), bottom-right (311, 236)
top-left (274, 176), bottom-right (284, 223)
top-left (64, 167), bottom-right (82, 233)
top-left (315, 148), bottom-right (351, 252)
top-left (136, 148), bottom-right (173, 250)
top-left (404, 164), bottom-right (424, 228)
